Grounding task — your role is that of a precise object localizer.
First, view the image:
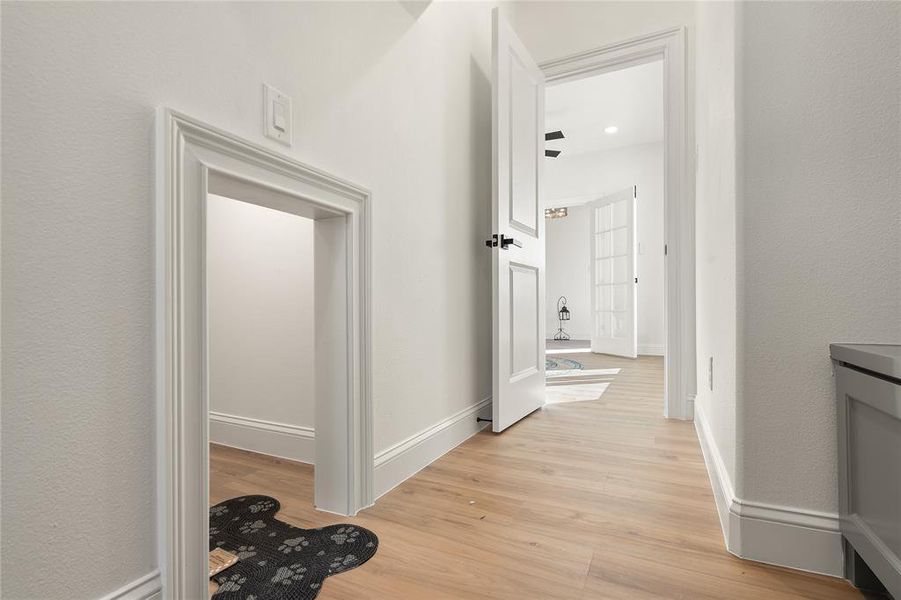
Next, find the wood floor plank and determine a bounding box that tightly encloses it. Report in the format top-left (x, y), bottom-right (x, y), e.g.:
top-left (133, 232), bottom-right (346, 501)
top-left (210, 354), bottom-right (864, 599)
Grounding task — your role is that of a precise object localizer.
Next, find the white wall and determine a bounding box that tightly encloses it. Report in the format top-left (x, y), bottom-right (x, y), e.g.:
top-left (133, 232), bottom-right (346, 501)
top-left (693, 0), bottom-right (901, 576)
top-left (739, 0), bottom-right (901, 514)
top-left (1, 3), bottom-right (494, 597)
top-left (545, 143), bottom-right (665, 353)
top-left (0, 2), bottom-right (714, 597)
top-left (694, 0), bottom-right (738, 495)
top-left (546, 205), bottom-right (592, 340)
top-left (207, 194), bottom-right (315, 460)
top-left (2, 5), bottom-right (699, 596)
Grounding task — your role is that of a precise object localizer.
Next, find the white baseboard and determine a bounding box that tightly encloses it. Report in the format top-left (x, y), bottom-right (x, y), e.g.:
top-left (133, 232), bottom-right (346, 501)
top-left (373, 397), bottom-right (492, 499)
top-left (638, 344), bottom-right (665, 356)
top-left (694, 405), bottom-right (844, 577)
top-left (694, 403), bottom-right (735, 542)
top-left (98, 570), bottom-right (161, 600)
top-left (210, 411), bottom-right (314, 464)
top-left (731, 499), bottom-right (844, 577)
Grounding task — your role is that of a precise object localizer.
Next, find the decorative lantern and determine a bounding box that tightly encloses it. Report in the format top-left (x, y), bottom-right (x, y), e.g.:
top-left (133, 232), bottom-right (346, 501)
top-left (554, 296), bottom-right (571, 341)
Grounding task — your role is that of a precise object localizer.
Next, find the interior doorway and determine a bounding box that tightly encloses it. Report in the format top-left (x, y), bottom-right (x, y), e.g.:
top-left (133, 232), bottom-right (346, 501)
top-left (488, 16), bottom-right (693, 428)
top-left (204, 180), bottom-right (352, 597)
top-left (541, 58), bottom-right (669, 412)
top-left (205, 186), bottom-right (321, 556)
top-left (156, 110), bottom-right (372, 598)
top-left (540, 27), bottom-right (696, 420)
top-left (206, 193), bottom-right (316, 470)
top-left (204, 171), bottom-right (363, 516)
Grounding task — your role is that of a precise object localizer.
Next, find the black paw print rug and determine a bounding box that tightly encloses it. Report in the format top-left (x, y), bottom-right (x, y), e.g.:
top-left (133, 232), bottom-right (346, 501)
top-left (209, 495), bottom-right (378, 599)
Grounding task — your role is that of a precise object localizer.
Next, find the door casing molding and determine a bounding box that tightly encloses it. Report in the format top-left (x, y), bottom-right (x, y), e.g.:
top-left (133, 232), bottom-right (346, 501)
top-left (541, 27), bottom-right (696, 420)
top-left (155, 109), bottom-right (373, 599)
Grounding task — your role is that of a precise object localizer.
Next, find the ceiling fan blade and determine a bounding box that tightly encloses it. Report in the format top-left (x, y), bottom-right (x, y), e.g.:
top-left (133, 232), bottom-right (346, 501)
top-left (545, 149), bottom-right (561, 158)
top-left (545, 130), bottom-right (565, 141)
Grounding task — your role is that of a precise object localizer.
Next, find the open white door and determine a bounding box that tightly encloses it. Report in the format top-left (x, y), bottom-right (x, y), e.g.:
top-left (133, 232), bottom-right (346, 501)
top-left (589, 186), bottom-right (638, 358)
top-left (489, 9), bottom-right (546, 433)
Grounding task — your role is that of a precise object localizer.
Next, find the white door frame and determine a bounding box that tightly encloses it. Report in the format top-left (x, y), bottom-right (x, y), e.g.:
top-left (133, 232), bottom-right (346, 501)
top-left (541, 27), bottom-right (696, 420)
top-left (155, 109), bottom-right (373, 599)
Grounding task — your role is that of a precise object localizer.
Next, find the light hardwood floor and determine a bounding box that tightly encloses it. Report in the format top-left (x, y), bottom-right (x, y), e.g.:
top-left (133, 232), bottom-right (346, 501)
top-left (210, 353), bottom-right (865, 599)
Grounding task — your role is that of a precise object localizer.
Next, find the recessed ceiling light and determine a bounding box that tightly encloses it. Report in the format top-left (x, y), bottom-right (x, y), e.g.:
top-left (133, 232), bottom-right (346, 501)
top-left (604, 126), bottom-right (618, 134)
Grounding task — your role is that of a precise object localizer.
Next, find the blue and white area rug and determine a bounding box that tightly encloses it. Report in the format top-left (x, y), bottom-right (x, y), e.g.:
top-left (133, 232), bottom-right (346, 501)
top-left (545, 357), bottom-right (621, 405)
top-left (545, 357), bottom-right (584, 371)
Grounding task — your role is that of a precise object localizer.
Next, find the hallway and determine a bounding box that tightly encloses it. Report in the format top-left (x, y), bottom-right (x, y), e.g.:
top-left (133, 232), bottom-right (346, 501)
top-left (211, 352), bottom-right (863, 599)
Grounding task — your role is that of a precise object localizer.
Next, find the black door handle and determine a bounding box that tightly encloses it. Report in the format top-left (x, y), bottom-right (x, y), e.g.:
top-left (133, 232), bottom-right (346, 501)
top-left (500, 234), bottom-right (521, 249)
top-left (485, 234), bottom-right (522, 249)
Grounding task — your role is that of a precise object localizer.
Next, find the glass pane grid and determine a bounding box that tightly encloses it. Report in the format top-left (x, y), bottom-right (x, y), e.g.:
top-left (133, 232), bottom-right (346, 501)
top-left (592, 197), bottom-right (633, 342)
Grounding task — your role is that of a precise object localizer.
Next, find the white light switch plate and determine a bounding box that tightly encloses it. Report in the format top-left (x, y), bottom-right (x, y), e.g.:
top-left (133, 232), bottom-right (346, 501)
top-left (263, 83), bottom-right (292, 146)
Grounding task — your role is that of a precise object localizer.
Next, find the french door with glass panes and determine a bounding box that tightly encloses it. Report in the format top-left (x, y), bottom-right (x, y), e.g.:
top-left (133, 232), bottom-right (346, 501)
top-left (589, 187), bottom-right (637, 358)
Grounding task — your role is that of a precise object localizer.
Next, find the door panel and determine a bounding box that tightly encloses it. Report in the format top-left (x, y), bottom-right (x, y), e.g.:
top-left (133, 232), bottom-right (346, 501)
top-left (510, 55), bottom-right (539, 235)
top-left (491, 8), bottom-right (546, 432)
top-left (590, 187), bottom-right (637, 358)
top-left (509, 263), bottom-right (540, 377)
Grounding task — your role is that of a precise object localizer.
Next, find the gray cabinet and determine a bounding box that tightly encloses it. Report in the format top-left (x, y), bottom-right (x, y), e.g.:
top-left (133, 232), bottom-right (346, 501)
top-left (831, 344), bottom-right (901, 598)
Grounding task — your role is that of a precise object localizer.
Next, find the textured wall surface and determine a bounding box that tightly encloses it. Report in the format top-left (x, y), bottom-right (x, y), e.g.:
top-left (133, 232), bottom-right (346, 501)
top-left (694, 0), bottom-right (738, 488)
top-left (207, 195), bottom-right (315, 429)
top-left (1, 2), bottom-right (494, 597)
top-left (739, 1), bottom-right (901, 512)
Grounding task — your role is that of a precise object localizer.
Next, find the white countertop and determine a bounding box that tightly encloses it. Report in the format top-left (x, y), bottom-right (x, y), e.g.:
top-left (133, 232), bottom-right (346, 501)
top-left (830, 343), bottom-right (901, 380)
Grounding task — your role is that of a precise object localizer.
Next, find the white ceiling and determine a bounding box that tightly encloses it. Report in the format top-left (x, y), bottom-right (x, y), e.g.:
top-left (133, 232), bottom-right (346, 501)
top-left (545, 60), bottom-right (664, 157)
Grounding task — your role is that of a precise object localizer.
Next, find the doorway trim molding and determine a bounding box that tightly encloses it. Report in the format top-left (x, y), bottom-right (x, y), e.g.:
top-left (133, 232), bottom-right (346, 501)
top-left (540, 27), bottom-right (696, 420)
top-left (155, 109), bottom-right (373, 599)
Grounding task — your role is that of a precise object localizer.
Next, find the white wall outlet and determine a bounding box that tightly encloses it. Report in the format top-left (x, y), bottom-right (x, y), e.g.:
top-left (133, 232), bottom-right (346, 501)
top-left (263, 83), bottom-right (292, 146)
